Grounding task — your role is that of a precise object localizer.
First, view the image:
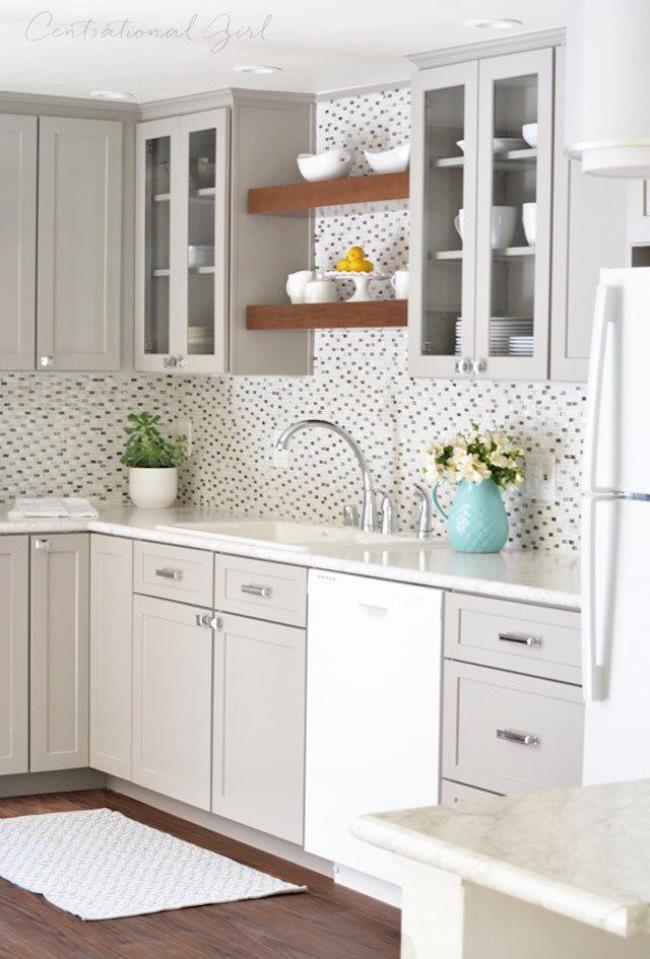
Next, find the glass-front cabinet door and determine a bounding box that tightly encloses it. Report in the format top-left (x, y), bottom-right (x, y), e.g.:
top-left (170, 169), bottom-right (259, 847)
top-left (136, 109), bottom-right (229, 373)
top-left (409, 62), bottom-right (479, 378)
top-left (474, 49), bottom-right (553, 379)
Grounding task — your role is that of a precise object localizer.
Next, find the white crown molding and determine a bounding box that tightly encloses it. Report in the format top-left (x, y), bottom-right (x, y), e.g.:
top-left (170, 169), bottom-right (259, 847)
top-left (140, 86), bottom-right (314, 121)
top-left (0, 89), bottom-right (141, 120)
top-left (407, 27), bottom-right (566, 70)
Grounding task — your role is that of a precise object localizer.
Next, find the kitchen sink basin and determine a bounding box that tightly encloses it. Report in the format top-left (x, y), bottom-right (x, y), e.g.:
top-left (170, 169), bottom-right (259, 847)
top-left (156, 519), bottom-right (423, 551)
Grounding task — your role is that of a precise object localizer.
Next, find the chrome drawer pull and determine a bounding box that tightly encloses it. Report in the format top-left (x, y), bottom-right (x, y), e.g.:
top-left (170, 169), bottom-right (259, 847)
top-left (497, 728), bottom-right (540, 748)
top-left (498, 631), bottom-right (542, 648)
top-left (241, 584), bottom-right (273, 599)
top-left (155, 567), bottom-right (183, 582)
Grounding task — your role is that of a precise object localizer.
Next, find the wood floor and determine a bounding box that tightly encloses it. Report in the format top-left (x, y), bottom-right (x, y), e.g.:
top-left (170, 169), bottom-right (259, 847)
top-left (0, 789), bottom-right (400, 959)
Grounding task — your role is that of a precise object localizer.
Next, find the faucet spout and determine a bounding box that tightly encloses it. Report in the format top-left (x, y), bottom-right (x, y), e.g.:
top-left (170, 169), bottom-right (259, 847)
top-left (275, 419), bottom-right (377, 532)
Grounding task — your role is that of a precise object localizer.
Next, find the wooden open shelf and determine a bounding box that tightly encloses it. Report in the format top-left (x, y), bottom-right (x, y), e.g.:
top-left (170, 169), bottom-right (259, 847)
top-left (248, 172), bottom-right (409, 215)
top-left (246, 300), bottom-right (407, 330)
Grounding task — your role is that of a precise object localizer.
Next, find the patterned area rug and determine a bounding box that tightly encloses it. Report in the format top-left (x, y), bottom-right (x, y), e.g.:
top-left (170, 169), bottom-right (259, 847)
top-left (0, 807), bottom-right (305, 920)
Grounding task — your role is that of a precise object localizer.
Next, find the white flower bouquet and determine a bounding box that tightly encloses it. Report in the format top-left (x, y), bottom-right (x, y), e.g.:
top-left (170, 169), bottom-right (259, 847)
top-left (423, 424), bottom-right (525, 491)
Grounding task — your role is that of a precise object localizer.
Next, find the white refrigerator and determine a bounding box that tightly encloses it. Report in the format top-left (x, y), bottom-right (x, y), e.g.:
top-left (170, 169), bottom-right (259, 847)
top-left (582, 266), bottom-right (650, 784)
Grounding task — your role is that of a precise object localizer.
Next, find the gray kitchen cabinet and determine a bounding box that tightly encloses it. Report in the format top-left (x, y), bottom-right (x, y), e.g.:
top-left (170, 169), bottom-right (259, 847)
top-left (30, 534), bottom-right (90, 772)
top-left (135, 92), bottom-right (312, 375)
top-left (0, 537), bottom-right (29, 775)
top-left (90, 534), bottom-right (133, 779)
top-left (551, 47), bottom-right (628, 381)
top-left (409, 60), bottom-right (479, 378)
top-left (0, 116), bottom-right (36, 370)
top-left (212, 613), bottom-right (306, 843)
top-left (37, 117), bottom-right (122, 371)
top-left (132, 594), bottom-right (213, 809)
top-left (410, 48), bottom-right (554, 380)
top-left (443, 660), bottom-right (584, 795)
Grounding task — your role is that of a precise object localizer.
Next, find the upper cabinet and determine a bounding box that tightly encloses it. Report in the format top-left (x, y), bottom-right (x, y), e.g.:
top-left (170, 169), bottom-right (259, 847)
top-left (136, 110), bottom-right (229, 374)
top-left (0, 112), bottom-right (124, 372)
top-left (410, 45), bottom-right (629, 382)
top-left (0, 116), bottom-right (37, 370)
top-left (135, 93), bottom-right (313, 375)
top-left (410, 49), bottom-right (553, 380)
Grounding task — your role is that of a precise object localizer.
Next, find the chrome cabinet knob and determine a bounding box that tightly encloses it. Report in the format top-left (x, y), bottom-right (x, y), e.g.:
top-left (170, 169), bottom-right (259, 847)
top-left (39, 354), bottom-right (53, 369)
top-left (472, 358), bottom-right (487, 375)
top-left (455, 357), bottom-right (472, 374)
top-left (34, 538), bottom-right (50, 550)
top-left (163, 355), bottom-right (178, 369)
top-left (176, 355), bottom-right (187, 369)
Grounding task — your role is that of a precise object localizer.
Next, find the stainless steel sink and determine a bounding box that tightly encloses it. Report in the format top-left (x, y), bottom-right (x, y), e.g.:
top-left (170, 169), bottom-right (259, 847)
top-left (156, 519), bottom-right (423, 551)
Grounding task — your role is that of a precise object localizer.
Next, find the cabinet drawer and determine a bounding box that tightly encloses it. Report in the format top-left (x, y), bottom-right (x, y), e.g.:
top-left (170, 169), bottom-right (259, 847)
top-left (214, 555), bottom-right (307, 627)
top-left (443, 661), bottom-right (584, 795)
top-left (440, 780), bottom-right (502, 805)
top-left (133, 541), bottom-right (213, 606)
top-left (444, 592), bottom-right (581, 684)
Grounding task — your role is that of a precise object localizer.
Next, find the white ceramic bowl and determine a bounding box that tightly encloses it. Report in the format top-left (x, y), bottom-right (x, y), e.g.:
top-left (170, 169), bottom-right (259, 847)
top-left (522, 123), bottom-right (538, 148)
top-left (363, 142), bottom-right (410, 174)
top-left (456, 137), bottom-right (525, 154)
top-left (188, 245), bottom-right (214, 269)
top-left (297, 148), bottom-right (353, 182)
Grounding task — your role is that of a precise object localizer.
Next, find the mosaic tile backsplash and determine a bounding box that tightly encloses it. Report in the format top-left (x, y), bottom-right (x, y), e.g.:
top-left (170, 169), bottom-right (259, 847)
top-left (173, 87), bottom-right (586, 552)
top-left (0, 87), bottom-right (586, 552)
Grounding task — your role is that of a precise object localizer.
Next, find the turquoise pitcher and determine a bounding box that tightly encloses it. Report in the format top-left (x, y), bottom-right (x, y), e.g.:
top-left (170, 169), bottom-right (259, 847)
top-left (432, 478), bottom-right (509, 553)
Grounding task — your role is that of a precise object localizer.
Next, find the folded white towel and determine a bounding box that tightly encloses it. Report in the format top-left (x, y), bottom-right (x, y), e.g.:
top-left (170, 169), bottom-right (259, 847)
top-left (8, 497), bottom-right (99, 520)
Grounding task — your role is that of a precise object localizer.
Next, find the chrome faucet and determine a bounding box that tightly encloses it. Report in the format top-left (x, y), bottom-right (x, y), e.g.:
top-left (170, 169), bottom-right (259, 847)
top-left (275, 419), bottom-right (378, 532)
top-left (414, 483), bottom-right (435, 539)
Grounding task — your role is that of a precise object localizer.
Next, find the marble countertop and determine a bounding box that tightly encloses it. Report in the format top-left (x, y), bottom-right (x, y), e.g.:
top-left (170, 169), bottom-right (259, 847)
top-left (353, 779), bottom-right (650, 938)
top-left (0, 505), bottom-right (580, 609)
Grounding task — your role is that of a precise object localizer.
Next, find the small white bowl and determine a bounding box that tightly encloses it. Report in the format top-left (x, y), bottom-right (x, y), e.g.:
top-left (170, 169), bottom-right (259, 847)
top-left (522, 123), bottom-right (538, 148)
top-left (297, 148), bottom-right (353, 182)
top-left (363, 142), bottom-right (410, 174)
top-left (456, 137), bottom-right (525, 154)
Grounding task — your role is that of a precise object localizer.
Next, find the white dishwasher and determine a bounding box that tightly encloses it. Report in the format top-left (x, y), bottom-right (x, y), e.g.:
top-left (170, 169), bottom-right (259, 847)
top-left (305, 569), bottom-right (443, 887)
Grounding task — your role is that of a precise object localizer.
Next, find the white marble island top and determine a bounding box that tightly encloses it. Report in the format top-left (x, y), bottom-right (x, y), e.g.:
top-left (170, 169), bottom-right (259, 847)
top-left (353, 779), bottom-right (650, 938)
top-left (0, 505), bottom-right (580, 609)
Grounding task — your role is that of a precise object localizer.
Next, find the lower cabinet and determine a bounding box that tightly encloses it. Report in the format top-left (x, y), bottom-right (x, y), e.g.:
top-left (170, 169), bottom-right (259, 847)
top-left (90, 535), bottom-right (133, 778)
top-left (212, 613), bottom-right (306, 843)
top-left (132, 595), bottom-right (213, 810)
top-left (0, 536), bottom-right (29, 774)
top-left (30, 534), bottom-right (90, 772)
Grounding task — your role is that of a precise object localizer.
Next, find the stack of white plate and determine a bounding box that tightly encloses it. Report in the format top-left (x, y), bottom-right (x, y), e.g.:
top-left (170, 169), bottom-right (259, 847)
top-left (489, 318), bottom-right (533, 356)
top-left (454, 317), bottom-right (533, 357)
top-left (188, 326), bottom-right (213, 354)
top-left (508, 335), bottom-right (534, 356)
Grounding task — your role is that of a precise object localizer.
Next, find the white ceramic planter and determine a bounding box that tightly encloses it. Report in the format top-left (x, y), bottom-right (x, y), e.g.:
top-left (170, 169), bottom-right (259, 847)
top-left (129, 467), bottom-right (178, 509)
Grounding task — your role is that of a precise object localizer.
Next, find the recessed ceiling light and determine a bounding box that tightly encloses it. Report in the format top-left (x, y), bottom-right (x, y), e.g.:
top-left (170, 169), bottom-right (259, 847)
top-left (465, 17), bottom-right (523, 29)
top-left (90, 90), bottom-right (134, 100)
top-left (233, 64), bottom-right (282, 76)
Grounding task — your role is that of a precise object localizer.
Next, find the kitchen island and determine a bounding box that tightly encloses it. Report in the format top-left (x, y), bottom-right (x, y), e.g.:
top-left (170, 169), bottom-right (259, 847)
top-left (353, 778), bottom-right (650, 956)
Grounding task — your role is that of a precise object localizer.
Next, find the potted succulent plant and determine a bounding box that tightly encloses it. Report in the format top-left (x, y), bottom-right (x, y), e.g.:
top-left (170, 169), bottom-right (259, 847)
top-left (422, 425), bottom-right (525, 553)
top-left (121, 411), bottom-right (187, 509)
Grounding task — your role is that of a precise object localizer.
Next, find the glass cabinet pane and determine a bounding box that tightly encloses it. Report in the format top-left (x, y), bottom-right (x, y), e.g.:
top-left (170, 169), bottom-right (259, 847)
top-left (421, 85), bottom-right (467, 361)
top-left (186, 128), bottom-right (216, 357)
top-left (144, 136), bottom-right (171, 355)
top-left (487, 75), bottom-right (537, 360)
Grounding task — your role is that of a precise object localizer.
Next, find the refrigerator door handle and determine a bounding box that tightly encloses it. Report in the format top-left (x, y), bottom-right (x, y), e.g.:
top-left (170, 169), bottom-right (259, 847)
top-left (583, 282), bottom-right (618, 493)
top-left (582, 490), bottom-right (620, 702)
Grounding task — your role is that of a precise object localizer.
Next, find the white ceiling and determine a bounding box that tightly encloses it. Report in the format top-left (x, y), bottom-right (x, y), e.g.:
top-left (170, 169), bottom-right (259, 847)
top-left (0, 1), bottom-right (566, 102)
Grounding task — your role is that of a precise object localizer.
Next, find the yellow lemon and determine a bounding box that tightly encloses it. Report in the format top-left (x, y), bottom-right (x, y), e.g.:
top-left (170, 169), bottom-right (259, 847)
top-left (347, 246), bottom-right (365, 260)
top-left (336, 258), bottom-right (350, 271)
top-left (360, 260), bottom-right (373, 273)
